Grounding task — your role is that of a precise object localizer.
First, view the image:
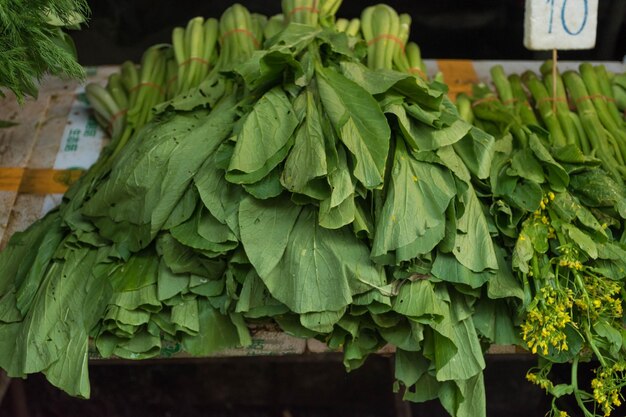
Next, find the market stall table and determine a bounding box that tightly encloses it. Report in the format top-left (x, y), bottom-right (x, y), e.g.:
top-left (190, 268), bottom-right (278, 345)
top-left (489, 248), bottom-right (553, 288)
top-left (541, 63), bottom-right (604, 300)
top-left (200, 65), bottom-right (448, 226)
top-left (4, 59), bottom-right (625, 356)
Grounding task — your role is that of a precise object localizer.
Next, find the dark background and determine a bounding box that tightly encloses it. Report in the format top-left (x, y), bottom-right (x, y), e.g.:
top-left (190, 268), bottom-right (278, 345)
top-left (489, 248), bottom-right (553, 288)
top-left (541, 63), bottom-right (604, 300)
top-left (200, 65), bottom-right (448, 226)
top-left (0, 355), bottom-right (559, 417)
top-left (71, 0), bottom-right (626, 66)
top-left (1, 354), bottom-right (615, 417)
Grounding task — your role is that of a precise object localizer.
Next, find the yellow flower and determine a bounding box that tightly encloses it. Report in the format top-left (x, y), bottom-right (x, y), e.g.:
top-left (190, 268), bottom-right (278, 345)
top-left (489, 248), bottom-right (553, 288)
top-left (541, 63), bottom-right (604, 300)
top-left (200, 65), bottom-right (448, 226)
top-left (612, 392), bottom-right (621, 407)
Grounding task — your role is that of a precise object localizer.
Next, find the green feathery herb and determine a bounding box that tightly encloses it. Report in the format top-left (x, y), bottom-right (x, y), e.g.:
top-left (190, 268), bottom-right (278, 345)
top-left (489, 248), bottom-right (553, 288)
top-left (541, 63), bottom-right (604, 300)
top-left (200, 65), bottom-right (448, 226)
top-left (0, 0), bottom-right (89, 101)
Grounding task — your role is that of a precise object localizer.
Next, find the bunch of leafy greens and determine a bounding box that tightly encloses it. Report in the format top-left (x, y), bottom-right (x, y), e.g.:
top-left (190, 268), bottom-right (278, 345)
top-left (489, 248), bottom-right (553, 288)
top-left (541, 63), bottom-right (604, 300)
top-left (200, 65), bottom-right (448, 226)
top-left (0, 0), bottom-right (87, 102)
top-left (0, 3), bottom-right (527, 416)
top-left (458, 72), bottom-right (626, 417)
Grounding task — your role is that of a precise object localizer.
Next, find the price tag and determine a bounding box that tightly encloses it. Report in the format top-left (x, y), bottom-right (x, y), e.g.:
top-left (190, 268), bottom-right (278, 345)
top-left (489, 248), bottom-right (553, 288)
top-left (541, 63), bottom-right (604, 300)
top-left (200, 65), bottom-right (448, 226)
top-left (524, 0), bottom-right (598, 50)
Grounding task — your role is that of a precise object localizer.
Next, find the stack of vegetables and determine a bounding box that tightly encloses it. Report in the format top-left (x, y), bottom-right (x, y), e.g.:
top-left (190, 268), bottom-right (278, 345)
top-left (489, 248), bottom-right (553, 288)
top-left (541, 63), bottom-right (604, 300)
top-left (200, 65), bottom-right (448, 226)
top-left (457, 63), bottom-right (626, 416)
top-left (613, 73), bottom-right (626, 114)
top-left (0, 2), bottom-right (625, 417)
top-left (485, 63), bottom-right (626, 185)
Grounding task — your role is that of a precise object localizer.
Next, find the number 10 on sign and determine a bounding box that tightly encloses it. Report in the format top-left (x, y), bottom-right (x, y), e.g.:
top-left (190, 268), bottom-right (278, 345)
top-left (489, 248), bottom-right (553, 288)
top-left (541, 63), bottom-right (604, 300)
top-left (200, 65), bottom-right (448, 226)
top-left (524, 0), bottom-right (598, 50)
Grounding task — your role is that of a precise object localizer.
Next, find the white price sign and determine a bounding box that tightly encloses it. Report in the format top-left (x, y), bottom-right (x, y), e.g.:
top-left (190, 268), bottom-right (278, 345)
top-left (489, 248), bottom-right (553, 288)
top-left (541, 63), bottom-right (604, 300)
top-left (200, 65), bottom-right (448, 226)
top-left (524, 0), bottom-right (598, 50)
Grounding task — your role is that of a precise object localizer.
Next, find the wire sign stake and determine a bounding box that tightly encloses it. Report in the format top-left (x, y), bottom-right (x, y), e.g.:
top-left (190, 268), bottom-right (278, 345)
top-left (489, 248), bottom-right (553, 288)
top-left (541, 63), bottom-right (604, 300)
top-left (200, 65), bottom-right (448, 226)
top-left (524, 0), bottom-right (599, 112)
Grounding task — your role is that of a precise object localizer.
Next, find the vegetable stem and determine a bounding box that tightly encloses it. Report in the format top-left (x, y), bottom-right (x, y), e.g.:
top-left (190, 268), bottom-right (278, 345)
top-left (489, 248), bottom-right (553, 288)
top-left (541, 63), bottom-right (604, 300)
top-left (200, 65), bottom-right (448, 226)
top-left (522, 71), bottom-right (567, 147)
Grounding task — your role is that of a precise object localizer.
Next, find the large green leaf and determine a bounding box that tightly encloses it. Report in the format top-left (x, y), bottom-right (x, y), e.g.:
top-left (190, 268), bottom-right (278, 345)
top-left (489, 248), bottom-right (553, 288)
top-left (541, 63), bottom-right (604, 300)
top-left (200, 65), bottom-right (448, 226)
top-left (372, 140), bottom-right (456, 264)
top-left (157, 259), bottom-right (189, 301)
top-left (434, 317), bottom-right (485, 382)
top-left (487, 247), bottom-right (524, 300)
top-left (512, 226), bottom-right (534, 274)
top-left (0, 247), bottom-right (111, 398)
top-left (452, 183), bottom-right (498, 272)
top-left (319, 146), bottom-right (356, 229)
top-left (436, 146), bottom-right (472, 184)
top-left (241, 198), bottom-right (385, 313)
top-left (96, 328), bottom-right (161, 360)
top-left (529, 134), bottom-right (569, 191)
top-left (431, 252), bottom-right (492, 289)
top-left (510, 148), bottom-right (545, 184)
top-left (392, 280), bottom-right (447, 320)
top-left (156, 233), bottom-right (226, 278)
top-left (452, 127), bottom-right (494, 180)
top-left (235, 270), bottom-right (289, 318)
top-left (182, 300), bottom-right (250, 356)
top-left (233, 50), bottom-right (302, 91)
top-left (339, 62), bottom-right (443, 109)
top-left (238, 195), bottom-right (302, 278)
top-left (380, 319), bottom-right (424, 352)
top-left (439, 373), bottom-right (486, 417)
top-left (227, 87), bottom-right (298, 184)
top-left (170, 298), bottom-right (200, 335)
top-left (562, 223), bottom-right (598, 259)
top-left (473, 299), bottom-right (519, 345)
top-left (3, 212), bottom-right (64, 317)
top-left (107, 248), bottom-right (158, 292)
top-left (83, 97), bottom-right (238, 251)
top-left (551, 192), bottom-right (606, 236)
top-left (317, 65), bottom-right (390, 189)
top-left (170, 206), bottom-right (238, 254)
top-left (154, 74), bottom-right (226, 113)
top-left (509, 179), bottom-right (543, 212)
top-left (399, 106), bottom-right (472, 151)
top-left (395, 349), bottom-right (428, 389)
top-left (162, 186), bottom-right (198, 230)
top-left (280, 90), bottom-right (328, 198)
top-left (194, 151), bottom-right (244, 237)
top-left (569, 170), bottom-right (626, 218)
top-left (300, 308), bottom-right (346, 333)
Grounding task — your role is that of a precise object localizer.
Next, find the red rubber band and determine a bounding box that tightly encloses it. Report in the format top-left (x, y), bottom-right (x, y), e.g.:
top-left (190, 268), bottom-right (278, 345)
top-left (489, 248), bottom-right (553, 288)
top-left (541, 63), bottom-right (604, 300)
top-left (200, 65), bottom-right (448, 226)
top-left (219, 28), bottom-right (260, 48)
top-left (289, 6), bottom-right (320, 15)
top-left (408, 67), bottom-right (426, 79)
top-left (165, 75), bottom-right (178, 91)
top-left (575, 94), bottom-right (616, 104)
top-left (502, 98), bottom-right (532, 109)
top-left (107, 108), bottom-right (128, 134)
top-left (178, 57), bottom-right (210, 67)
top-left (129, 82), bottom-right (166, 96)
top-left (471, 96), bottom-right (499, 108)
top-left (367, 34), bottom-right (406, 54)
top-left (288, 0), bottom-right (319, 17)
top-left (536, 96), bottom-right (567, 107)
